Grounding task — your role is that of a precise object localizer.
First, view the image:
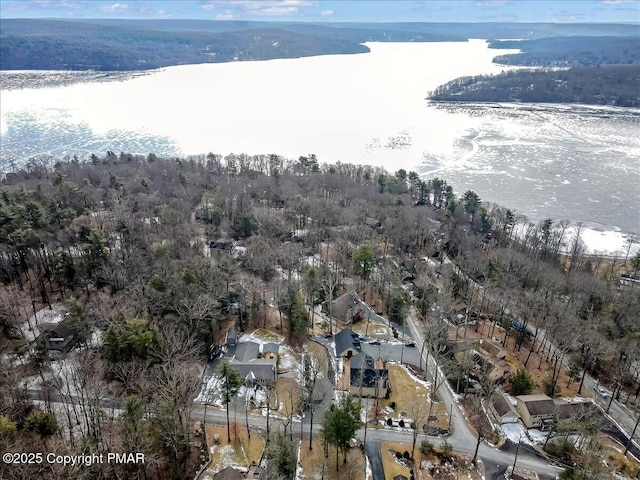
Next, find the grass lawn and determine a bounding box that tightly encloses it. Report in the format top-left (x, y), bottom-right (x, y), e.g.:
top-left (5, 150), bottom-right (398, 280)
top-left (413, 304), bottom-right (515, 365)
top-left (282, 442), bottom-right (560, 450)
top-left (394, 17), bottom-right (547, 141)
top-left (299, 436), bottom-right (370, 480)
top-left (275, 376), bottom-right (302, 415)
top-left (203, 423), bottom-right (265, 476)
top-left (381, 441), bottom-right (414, 480)
top-left (379, 363), bottom-right (449, 431)
top-left (597, 435), bottom-right (640, 478)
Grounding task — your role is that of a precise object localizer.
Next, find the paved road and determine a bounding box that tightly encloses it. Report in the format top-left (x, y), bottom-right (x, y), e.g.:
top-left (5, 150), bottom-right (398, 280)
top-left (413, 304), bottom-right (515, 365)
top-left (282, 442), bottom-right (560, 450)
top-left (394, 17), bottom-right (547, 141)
top-left (444, 252), bottom-right (640, 452)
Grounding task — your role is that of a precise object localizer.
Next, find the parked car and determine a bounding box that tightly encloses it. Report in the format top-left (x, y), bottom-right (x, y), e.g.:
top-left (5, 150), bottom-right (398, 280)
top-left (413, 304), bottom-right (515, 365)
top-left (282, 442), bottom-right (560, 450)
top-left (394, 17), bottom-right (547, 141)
top-left (404, 342), bottom-right (416, 347)
top-left (368, 340), bottom-right (381, 346)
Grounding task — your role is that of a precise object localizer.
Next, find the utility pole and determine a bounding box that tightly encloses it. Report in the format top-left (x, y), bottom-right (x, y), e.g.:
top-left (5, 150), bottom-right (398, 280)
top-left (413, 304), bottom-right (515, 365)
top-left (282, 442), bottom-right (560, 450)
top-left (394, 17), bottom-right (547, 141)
top-left (510, 436), bottom-right (522, 478)
top-left (624, 414), bottom-right (640, 456)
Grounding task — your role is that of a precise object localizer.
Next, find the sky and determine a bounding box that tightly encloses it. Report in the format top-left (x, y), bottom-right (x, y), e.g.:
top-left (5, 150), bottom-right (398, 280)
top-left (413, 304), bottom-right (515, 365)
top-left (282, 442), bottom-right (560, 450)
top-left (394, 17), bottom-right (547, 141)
top-left (1, 0), bottom-right (639, 23)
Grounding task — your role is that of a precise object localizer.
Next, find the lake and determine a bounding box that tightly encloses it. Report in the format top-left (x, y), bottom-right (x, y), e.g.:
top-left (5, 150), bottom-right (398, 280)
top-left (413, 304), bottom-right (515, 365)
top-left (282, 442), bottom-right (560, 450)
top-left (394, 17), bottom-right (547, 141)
top-left (1, 40), bottom-right (638, 254)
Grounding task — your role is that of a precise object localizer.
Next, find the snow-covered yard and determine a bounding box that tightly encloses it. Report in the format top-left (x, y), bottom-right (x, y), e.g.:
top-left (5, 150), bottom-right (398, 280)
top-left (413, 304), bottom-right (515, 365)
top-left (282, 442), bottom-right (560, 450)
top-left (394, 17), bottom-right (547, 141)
top-left (501, 423), bottom-right (533, 445)
top-left (195, 374), bottom-right (223, 405)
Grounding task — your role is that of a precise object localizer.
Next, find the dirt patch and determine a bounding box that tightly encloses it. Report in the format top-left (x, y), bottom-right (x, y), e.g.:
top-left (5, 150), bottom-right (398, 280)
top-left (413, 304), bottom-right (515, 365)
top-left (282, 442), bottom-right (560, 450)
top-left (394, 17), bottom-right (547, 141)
top-left (381, 440), bottom-right (483, 480)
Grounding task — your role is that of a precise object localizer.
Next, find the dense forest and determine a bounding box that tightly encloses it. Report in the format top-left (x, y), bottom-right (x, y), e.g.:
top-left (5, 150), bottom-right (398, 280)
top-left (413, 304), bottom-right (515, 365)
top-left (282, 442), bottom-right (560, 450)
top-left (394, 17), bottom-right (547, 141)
top-left (0, 151), bottom-right (638, 478)
top-left (491, 36), bottom-right (640, 66)
top-left (428, 65), bottom-right (640, 107)
top-left (1, 19), bottom-right (638, 71)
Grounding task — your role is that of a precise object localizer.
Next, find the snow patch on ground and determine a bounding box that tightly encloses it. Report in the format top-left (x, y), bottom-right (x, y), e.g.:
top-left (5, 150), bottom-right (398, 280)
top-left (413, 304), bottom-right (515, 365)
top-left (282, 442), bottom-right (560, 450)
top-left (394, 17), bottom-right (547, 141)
top-left (278, 345), bottom-right (299, 373)
top-left (500, 423), bottom-right (533, 445)
top-left (209, 444), bottom-right (244, 473)
top-left (527, 428), bottom-right (550, 444)
top-left (195, 374), bottom-right (223, 405)
top-left (239, 329), bottom-right (284, 345)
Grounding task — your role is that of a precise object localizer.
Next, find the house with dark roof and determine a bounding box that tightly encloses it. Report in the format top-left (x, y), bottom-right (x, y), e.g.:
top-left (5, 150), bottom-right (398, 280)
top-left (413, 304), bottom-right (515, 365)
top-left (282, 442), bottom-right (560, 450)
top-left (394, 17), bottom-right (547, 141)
top-left (335, 328), bottom-right (389, 399)
top-left (334, 328), bottom-right (361, 358)
top-left (554, 398), bottom-right (594, 422)
top-left (349, 354), bottom-right (390, 398)
top-left (40, 323), bottom-right (77, 358)
top-left (516, 394), bottom-right (556, 430)
top-left (489, 391), bottom-right (519, 424)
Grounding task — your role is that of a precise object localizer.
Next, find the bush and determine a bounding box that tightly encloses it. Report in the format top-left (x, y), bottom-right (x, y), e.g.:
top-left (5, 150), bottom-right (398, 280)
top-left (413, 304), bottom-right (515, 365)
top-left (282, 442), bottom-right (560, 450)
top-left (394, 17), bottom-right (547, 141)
top-left (403, 451), bottom-right (411, 460)
top-left (390, 401), bottom-right (396, 410)
top-left (420, 440), bottom-right (434, 456)
top-left (387, 418), bottom-right (393, 426)
top-left (395, 451), bottom-right (403, 459)
top-left (399, 419), bottom-right (405, 427)
top-left (441, 440), bottom-right (453, 456)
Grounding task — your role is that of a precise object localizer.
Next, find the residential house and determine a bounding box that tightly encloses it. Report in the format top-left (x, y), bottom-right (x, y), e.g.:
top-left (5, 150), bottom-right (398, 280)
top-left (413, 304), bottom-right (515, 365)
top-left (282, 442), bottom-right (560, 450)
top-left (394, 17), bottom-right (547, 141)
top-left (349, 354), bottom-right (389, 398)
top-left (516, 394), bottom-right (556, 430)
top-left (364, 217), bottom-right (381, 228)
top-left (213, 466), bottom-right (244, 480)
top-left (40, 323), bottom-right (77, 358)
top-left (489, 391), bottom-right (520, 424)
top-left (322, 291), bottom-right (363, 325)
top-left (246, 463), bottom-right (264, 479)
top-left (260, 343), bottom-right (279, 361)
top-left (210, 239), bottom-right (236, 252)
top-left (335, 328), bottom-right (390, 399)
top-left (334, 328), bottom-right (361, 358)
top-left (231, 341), bottom-right (277, 388)
top-left (554, 398), bottom-right (594, 422)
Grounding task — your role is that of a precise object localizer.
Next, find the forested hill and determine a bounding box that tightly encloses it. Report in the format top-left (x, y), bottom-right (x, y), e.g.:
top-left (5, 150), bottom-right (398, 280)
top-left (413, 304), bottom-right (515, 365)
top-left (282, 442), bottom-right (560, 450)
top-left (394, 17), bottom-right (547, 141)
top-left (490, 36), bottom-right (640, 66)
top-left (0, 22), bottom-right (372, 71)
top-left (0, 19), bottom-right (463, 71)
top-left (1, 19), bottom-right (638, 71)
top-left (428, 65), bottom-right (640, 108)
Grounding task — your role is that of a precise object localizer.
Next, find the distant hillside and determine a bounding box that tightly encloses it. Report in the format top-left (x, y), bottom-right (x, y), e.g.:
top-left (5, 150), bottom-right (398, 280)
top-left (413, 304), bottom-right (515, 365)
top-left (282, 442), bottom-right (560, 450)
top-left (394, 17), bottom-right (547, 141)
top-left (428, 65), bottom-right (640, 107)
top-left (0, 19), bottom-right (464, 71)
top-left (0, 21), bottom-right (372, 70)
top-left (491, 36), bottom-right (640, 66)
top-left (2, 19), bottom-right (638, 71)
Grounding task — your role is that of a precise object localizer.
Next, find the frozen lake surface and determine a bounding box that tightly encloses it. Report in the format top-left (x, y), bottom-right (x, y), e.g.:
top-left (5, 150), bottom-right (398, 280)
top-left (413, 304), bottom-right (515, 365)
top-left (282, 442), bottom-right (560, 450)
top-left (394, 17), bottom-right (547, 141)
top-left (1, 41), bottom-right (638, 254)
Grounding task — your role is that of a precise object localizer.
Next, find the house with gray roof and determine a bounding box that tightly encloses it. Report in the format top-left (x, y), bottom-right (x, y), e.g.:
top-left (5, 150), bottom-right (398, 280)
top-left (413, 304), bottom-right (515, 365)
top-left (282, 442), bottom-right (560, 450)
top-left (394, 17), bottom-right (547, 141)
top-left (516, 394), bottom-right (556, 429)
top-left (489, 391), bottom-right (519, 424)
top-left (231, 340), bottom-right (276, 387)
top-left (322, 291), bottom-right (361, 324)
